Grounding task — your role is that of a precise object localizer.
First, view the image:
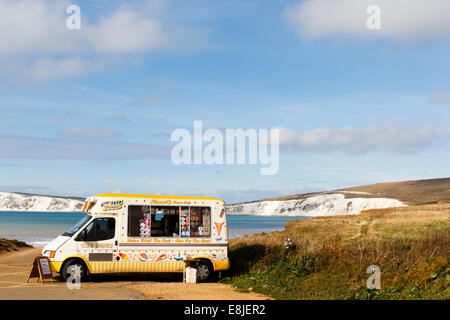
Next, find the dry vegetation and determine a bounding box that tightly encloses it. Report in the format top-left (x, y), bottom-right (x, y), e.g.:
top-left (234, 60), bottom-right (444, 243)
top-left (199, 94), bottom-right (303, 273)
top-left (221, 203), bottom-right (450, 299)
top-left (343, 178), bottom-right (450, 205)
top-left (0, 238), bottom-right (31, 254)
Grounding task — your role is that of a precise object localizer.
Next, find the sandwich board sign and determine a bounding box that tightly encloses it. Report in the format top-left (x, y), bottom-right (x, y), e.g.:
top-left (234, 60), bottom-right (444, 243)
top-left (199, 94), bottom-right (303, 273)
top-left (26, 256), bottom-right (54, 284)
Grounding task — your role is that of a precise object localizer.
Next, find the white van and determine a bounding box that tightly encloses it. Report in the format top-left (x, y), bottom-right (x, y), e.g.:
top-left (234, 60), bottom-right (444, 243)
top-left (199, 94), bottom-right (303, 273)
top-left (41, 193), bottom-right (230, 282)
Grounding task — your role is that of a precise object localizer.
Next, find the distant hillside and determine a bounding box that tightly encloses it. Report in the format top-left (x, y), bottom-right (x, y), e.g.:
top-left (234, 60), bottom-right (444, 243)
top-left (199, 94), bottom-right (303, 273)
top-left (263, 177), bottom-right (450, 205)
top-left (341, 177), bottom-right (450, 205)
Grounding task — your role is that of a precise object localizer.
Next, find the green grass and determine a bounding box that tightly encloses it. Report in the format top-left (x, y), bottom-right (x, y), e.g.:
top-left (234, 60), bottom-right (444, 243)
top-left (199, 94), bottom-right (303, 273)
top-left (221, 241), bottom-right (449, 300)
top-left (220, 205), bottom-right (450, 300)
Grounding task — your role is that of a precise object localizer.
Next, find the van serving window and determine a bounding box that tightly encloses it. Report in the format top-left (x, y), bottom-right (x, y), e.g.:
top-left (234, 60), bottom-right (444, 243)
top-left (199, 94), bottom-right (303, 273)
top-left (181, 206), bottom-right (211, 237)
top-left (128, 205), bottom-right (149, 237)
top-left (127, 205), bottom-right (211, 238)
top-left (127, 205), bottom-right (179, 238)
top-left (150, 206), bottom-right (179, 237)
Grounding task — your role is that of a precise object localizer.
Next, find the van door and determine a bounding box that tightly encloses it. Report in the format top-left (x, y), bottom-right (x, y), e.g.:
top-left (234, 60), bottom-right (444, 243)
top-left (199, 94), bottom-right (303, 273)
top-left (76, 217), bottom-right (117, 273)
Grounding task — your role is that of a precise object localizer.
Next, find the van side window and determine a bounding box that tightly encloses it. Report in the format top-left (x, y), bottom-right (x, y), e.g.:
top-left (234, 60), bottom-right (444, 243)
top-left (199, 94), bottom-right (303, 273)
top-left (79, 218), bottom-right (115, 241)
top-left (181, 206), bottom-right (211, 237)
top-left (127, 205), bottom-right (211, 238)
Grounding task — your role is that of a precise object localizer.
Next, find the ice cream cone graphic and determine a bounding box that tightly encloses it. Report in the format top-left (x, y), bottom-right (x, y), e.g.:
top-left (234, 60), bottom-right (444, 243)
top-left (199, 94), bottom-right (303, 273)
top-left (215, 222), bottom-right (225, 236)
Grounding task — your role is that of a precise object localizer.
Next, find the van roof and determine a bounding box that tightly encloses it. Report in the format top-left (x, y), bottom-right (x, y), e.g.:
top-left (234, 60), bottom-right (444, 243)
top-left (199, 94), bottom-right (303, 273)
top-left (94, 193), bottom-right (225, 202)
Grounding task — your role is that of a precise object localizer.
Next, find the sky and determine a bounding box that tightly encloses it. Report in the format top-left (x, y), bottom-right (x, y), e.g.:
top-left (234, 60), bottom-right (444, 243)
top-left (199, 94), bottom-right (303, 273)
top-left (1, 0), bottom-right (450, 203)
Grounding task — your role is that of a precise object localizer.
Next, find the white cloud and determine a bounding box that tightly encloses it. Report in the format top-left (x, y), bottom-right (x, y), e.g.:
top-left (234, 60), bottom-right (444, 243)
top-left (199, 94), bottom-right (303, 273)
top-left (0, 0), bottom-right (210, 81)
top-left (57, 126), bottom-right (122, 139)
top-left (285, 0), bottom-right (450, 41)
top-left (0, 0), bottom-right (206, 55)
top-left (85, 5), bottom-right (167, 53)
top-left (0, 0), bottom-right (72, 55)
top-left (276, 123), bottom-right (450, 154)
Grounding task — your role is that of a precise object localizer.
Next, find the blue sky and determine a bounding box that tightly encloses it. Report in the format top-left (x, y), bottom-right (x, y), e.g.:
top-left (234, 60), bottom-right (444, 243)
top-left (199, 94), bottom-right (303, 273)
top-left (1, 0), bottom-right (450, 203)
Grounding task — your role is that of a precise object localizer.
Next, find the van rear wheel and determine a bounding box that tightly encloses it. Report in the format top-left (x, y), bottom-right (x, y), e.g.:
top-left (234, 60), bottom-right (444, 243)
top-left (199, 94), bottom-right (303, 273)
top-left (62, 259), bottom-right (89, 282)
top-left (196, 260), bottom-right (213, 282)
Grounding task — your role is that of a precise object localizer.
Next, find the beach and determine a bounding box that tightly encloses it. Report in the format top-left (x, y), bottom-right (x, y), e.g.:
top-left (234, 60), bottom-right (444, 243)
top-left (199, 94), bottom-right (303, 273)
top-left (0, 247), bottom-right (269, 300)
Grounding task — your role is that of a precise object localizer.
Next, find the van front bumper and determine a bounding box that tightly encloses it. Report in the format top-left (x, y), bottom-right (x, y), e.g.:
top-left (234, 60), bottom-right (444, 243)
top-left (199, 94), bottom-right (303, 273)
top-left (49, 261), bottom-right (63, 273)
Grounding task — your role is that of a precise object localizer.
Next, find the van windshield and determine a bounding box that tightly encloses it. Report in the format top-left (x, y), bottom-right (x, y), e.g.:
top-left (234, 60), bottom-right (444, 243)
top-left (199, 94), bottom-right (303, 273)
top-left (62, 215), bottom-right (91, 237)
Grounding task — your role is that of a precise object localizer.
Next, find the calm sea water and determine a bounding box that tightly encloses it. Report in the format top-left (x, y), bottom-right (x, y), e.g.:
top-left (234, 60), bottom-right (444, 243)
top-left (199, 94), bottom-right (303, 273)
top-left (0, 211), bottom-right (307, 246)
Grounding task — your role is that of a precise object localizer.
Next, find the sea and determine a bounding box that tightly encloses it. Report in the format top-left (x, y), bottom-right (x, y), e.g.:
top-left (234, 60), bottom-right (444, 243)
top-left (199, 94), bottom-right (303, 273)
top-left (0, 211), bottom-right (307, 247)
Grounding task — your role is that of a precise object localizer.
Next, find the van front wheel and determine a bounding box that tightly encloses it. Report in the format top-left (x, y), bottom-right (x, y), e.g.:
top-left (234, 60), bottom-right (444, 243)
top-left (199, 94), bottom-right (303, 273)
top-left (62, 259), bottom-right (89, 282)
top-left (196, 260), bottom-right (213, 282)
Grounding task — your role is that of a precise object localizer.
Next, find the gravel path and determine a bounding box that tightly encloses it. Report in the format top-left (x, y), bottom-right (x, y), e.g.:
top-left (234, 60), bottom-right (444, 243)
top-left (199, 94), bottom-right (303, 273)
top-left (0, 248), bottom-right (268, 300)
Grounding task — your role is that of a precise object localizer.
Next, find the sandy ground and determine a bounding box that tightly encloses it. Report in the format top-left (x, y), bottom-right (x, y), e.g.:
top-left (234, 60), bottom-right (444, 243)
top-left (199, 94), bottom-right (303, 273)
top-left (0, 248), bottom-right (268, 300)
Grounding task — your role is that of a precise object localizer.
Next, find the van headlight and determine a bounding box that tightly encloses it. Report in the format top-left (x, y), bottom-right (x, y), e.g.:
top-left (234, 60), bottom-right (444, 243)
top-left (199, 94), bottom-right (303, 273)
top-left (43, 250), bottom-right (56, 258)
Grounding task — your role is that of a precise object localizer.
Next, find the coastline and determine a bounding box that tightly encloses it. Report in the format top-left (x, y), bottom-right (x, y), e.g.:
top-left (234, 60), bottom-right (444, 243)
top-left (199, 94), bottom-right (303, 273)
top-left (0, 212), bottom-right (303, 247)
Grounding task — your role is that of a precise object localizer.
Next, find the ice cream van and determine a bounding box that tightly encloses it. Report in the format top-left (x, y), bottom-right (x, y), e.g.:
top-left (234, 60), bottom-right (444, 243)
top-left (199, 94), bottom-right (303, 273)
top-left (41, 193), bottom-right (230, 282)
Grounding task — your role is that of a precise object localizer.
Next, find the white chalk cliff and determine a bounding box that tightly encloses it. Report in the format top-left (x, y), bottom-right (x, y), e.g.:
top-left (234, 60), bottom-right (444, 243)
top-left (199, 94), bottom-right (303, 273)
top-left (226, 193), bottom-right (405, 217)
top-left (0, 192), bottom-right (84, 212)
top-left (0, 191), bottom-right (405, 217)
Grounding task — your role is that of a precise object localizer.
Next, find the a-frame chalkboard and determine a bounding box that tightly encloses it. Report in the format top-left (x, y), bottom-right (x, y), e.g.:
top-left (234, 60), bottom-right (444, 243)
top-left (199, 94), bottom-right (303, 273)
top-left (26, 256), bottom-right (54, 284)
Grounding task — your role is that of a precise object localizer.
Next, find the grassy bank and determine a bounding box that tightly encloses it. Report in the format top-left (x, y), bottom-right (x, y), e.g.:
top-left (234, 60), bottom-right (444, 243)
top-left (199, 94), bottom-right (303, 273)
top-left (221, 203), bottom-right (450, 299)
top-left (0, 238), bottom-right (32, 254)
